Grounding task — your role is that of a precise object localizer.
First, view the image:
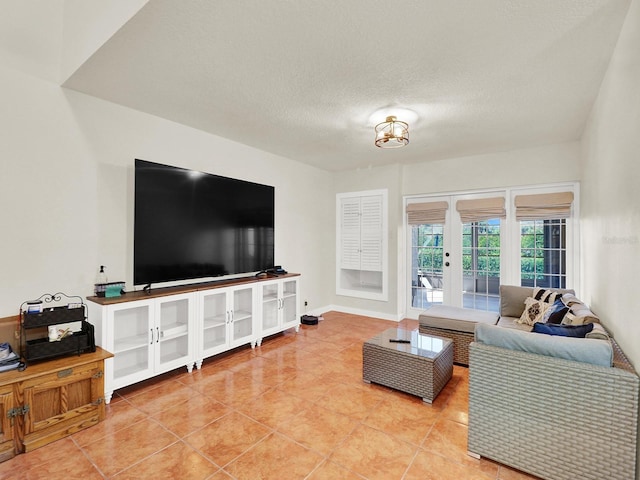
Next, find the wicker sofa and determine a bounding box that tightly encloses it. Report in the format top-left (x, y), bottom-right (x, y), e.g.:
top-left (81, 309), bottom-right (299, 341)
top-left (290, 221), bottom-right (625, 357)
top-left (468, 285), bottom-right (639, 480)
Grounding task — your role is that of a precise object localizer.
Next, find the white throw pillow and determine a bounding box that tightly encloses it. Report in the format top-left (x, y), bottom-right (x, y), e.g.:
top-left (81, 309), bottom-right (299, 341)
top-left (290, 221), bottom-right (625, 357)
top-left (517, 297), bottom-right (552, 325)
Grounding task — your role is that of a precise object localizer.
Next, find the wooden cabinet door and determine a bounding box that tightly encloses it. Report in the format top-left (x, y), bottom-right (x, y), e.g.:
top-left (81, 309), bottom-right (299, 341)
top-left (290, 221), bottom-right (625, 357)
top-left (19, 361), bottom-right (105, 452)
top-left (0, 385), bottom-right (15, 462)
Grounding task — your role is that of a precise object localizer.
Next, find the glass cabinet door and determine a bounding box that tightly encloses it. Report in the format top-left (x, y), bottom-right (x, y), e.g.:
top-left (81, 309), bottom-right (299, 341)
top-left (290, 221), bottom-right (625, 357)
top-left (231, 286), bottom-right (254, 345)
top-left (111, 302), bottom-right (154, 388)
top-left (201, 290), bottom-right (228, 357)
top-left (261, 283), bottom-right (279, 332)
top-left (157, 295), bottom-right (192, 371)
top-left (281, 280), bottom-right (298, 326)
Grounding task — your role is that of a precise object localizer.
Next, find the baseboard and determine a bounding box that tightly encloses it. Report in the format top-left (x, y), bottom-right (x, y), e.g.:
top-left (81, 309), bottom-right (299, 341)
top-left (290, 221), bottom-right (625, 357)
top-left (313, 304), bottom-right (403, 322)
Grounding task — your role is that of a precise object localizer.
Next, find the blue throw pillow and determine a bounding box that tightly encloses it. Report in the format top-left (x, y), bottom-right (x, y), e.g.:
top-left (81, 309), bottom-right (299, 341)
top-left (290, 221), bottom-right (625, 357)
top-left (532, 322), bottom-right (594, 338)
top-left (541, 298), bottom-right (570, 324)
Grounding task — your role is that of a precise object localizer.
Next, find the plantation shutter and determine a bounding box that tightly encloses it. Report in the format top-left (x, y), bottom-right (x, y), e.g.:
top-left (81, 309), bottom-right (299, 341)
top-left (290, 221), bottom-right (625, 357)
top-left (359, 195), bottom-right (383, 271)
top-left (340, 197), bottom-right (362, 270)
top-left (515, 192), bottom-right (574, 220)
top-left (455, 197), bottom-right (506, 223)
top-left (340, 194), bottom-right (383, 271)
top-left (406, 201), bottom-right (448, 225)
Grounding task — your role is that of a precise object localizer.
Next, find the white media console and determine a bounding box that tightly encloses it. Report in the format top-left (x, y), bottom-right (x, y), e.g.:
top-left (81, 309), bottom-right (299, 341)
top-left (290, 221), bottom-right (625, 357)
top-left (87, 273), bottom-right (300, 403)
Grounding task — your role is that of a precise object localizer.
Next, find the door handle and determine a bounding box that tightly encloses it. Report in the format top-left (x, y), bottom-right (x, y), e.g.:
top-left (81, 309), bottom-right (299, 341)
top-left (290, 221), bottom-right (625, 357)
top-left (445, 262), bottom-right (450, 267)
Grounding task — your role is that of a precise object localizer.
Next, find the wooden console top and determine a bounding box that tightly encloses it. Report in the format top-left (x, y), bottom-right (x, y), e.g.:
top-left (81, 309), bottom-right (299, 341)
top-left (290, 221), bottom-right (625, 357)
top-left (86, 273), bottom-right (300, 305)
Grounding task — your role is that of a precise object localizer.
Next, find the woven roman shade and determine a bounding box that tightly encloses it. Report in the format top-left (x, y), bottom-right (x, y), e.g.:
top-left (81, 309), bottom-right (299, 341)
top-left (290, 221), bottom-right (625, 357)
top-left (515, 192), bottom-right (574, 220)
top-left (406, 201), bottom-right (448, 225)
top-left (455, 197), bottom-right (506, 223)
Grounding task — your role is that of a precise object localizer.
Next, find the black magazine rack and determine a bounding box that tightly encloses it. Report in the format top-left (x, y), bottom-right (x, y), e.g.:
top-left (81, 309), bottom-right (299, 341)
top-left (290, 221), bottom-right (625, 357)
top-left (20, 293), bottom-right (95, 362)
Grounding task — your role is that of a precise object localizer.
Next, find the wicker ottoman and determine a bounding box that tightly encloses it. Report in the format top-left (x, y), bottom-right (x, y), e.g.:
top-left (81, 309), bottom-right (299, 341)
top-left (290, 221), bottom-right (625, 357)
top-left (363, 328), bottom-right (453, 403)
top-left (419, 305), bottom-right (499, 366)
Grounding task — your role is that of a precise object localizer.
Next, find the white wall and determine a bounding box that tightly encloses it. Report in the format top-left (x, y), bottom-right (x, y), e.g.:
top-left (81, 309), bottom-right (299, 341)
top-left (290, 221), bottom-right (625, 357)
top-left (0, 1), bottom-right (64, 83)
top-left (580, 3), bottom-right (639, 476)
top-left (332, 164), bottom-right (403, 319)
top-left (0, 65), bottom-right (334, 319)
top-left (581, 0), bottom-right (640, 370)
top-left (331, 142), bottom-right (581, 319)
top-left (402, 142), bottom-right (581, 196)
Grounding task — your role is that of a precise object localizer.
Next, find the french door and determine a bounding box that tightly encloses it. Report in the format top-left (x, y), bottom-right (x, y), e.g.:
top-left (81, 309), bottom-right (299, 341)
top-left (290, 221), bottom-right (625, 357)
top-left (407, 194), bottom-right (504, 317)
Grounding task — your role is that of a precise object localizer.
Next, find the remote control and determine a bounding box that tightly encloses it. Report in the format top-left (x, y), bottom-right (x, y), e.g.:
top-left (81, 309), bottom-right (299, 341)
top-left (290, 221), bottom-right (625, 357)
top-left (389, 339), bottom-right (411, 343)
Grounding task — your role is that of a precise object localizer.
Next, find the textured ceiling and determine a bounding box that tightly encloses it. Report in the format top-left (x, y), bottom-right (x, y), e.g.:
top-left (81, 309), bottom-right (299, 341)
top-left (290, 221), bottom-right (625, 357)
top-left (63, 0), bottom-right (631, 172)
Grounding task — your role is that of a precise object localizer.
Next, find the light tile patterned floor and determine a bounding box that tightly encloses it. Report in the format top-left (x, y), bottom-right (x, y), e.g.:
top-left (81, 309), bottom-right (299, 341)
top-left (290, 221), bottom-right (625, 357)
top-left (0, 312), bottom-right (541, 479)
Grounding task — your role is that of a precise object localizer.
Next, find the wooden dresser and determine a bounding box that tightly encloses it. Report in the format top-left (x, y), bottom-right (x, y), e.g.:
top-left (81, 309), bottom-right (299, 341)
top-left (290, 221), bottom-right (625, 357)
top-left (0, 347), bottom-right (112, 462)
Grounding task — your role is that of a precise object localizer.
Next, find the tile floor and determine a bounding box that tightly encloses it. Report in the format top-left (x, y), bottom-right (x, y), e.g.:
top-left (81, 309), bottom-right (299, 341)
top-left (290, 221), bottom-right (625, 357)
top-left (1, 312), bottom-right (541, 479)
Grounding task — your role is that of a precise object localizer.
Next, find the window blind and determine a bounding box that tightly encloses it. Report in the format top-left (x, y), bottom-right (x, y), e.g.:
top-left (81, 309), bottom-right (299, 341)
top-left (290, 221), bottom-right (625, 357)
top-left (406, 201), bottom-right (448, 225)
top-left (455, 197), bottom-right (506, 223)
top-left (514, 192), bottom-right (574, 220)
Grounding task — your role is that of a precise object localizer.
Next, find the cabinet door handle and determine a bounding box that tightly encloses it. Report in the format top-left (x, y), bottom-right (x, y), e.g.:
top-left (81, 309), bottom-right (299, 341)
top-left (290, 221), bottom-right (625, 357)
top-left (150, 328), bottom-right (154, 344)
top-left (156, 327), bottom-right (160, 343)
top-left (230, 310), bottom-right (234, 322)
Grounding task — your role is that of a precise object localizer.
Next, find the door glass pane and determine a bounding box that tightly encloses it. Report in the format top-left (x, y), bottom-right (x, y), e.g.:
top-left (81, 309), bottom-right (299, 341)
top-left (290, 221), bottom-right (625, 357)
top-left (520, 219), bottom-right (566, 288)
top-left (411, 224), bottom-right (444, 309)
top-left (462, 220), bottom-right (500, 312)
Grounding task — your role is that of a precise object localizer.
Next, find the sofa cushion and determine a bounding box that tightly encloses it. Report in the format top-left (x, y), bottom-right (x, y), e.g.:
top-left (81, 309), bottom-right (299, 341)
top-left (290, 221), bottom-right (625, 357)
top-left (532, 322), bottom-right (594, 338)
top-left (419, 305), bottom-right (498, 334)
top-left (500, 285), bottom-right (575, 318)
top-left (474, 323), bottom-right (613, 367)
top-left (500, 285), bottom-right (533, 317)
top-left (496, 316), bottom-right (533, 331)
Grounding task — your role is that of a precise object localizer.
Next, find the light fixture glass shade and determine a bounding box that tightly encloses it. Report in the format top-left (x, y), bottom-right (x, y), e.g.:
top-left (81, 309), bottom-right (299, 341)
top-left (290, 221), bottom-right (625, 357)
top-left (374, 116), bottom-right (409, 148)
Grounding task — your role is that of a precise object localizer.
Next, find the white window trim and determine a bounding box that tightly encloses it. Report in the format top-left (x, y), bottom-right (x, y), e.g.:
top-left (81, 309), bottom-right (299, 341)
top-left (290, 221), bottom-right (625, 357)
top-left (506, 183), bottom-right (579, 290)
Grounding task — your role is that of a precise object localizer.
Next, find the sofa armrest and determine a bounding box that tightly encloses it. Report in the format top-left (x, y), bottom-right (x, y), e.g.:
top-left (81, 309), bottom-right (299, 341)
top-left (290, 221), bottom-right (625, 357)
top-left (468, 341), bottom-right (639, 480)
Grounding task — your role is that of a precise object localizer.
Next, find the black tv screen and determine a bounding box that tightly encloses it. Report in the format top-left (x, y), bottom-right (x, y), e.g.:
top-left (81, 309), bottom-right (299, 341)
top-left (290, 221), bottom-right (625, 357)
top-left (134, 159), bottom-right (274, 286)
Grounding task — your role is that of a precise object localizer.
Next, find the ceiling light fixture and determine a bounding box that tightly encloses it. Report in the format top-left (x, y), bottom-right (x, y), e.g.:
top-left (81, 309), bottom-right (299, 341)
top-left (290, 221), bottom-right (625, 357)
top-left (374, 116), bottom-right (409, 148)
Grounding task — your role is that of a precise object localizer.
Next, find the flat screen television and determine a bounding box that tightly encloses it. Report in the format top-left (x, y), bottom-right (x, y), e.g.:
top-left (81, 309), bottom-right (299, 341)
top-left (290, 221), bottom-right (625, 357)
top-left (134, 159), bottom-right (275, 287)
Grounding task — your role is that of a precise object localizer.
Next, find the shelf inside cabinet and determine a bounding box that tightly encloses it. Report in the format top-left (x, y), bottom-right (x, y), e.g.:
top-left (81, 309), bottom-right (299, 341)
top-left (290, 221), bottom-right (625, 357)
top-left (204, 316), bottom-right (226, 330)
top-left (114, 362), bottom-right (147, 379)
top-left (161, 324), bottom-right (188, 341)
top-left (114, 333), bottom-right (149, 354)
top-left (233, 309), bottom-right (252, 322)
top-left (160, 350), bottom-right (187, 364)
